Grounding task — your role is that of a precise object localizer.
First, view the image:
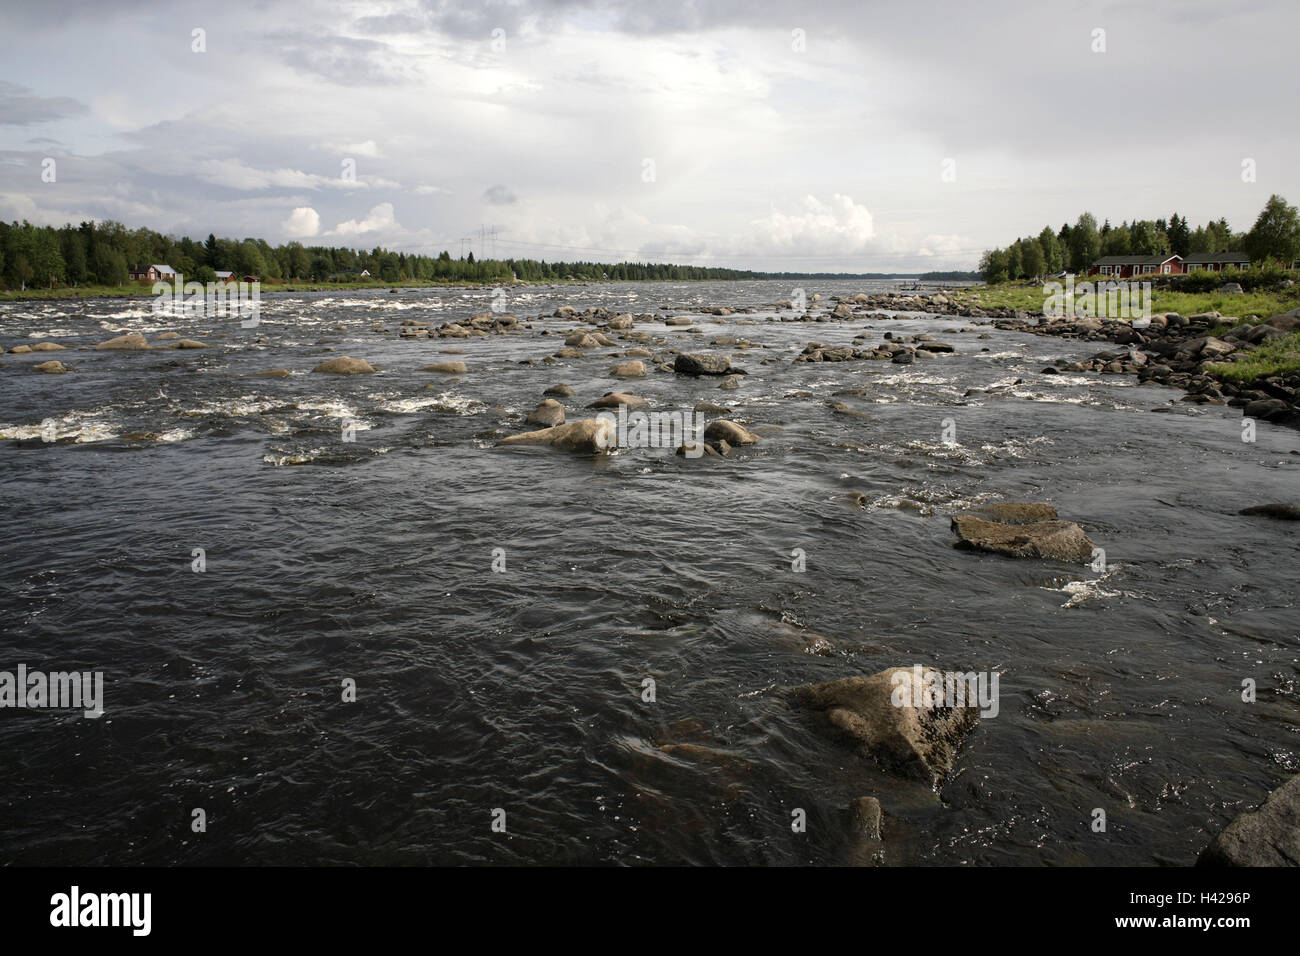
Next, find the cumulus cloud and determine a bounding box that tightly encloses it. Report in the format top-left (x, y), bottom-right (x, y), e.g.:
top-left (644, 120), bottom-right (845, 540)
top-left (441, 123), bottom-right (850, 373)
top-left (751, 194), bottom-right (875, 252)
top-left (197, 159), bottom-right (333, 191)
top-left (328, 202), bottom-right (398, 236)
top-left (282, 206), bottom-right (321, 237)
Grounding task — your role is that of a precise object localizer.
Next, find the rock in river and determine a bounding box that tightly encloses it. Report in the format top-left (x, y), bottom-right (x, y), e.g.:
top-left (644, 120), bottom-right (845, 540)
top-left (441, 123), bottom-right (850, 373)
top-left (422, 361), bottom-right (468, 374)
top-left (312, 356), bottom-right (375, 374)
top-left (526, 399), bottom-right (565, 428)
top-left (1239, 503), bottom-right (1300, 520)
top-left (95, 332), bottom-right (150, 350)
top-left (951, 503), bottom-right (1094, 562)
top-left (703, 419), bottom-right (758, 445)
top-left (587, 391), bottom-right (649, 409)
top-left (498, 418), bottom-right (616, 455)
top-left (1199, 775), bottom-right (1300, 867)
top-left (789, 666), bottom-right (981, 785)
top-left (610, 360), bottom-right (646, 378)
top-left (674, 352), bottom-right (735, 375)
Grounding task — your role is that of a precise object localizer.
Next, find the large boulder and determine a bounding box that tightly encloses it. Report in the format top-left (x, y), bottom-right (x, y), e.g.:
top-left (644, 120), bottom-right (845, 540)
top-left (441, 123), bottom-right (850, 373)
top-left (789, 666), bottom-right (981, 785)
top-left (1199, 776), bottom-right (1300, 866)
top-left (312, 356), bottom-right (375, 374)
top-left (33, 360), bottom-right (67, 374)
top-left (951, 508), bottom-right (1094, 562)
top-left (498, 418), bottom-right (615, 454)
top-left (422, 361), bottom-right (468, 374)
top-left (95, 332), bottom-right (150, 350)
top-left (30, 342), bottom-right (67, 351)
top-left (674, 352), bottom-right (735, 375)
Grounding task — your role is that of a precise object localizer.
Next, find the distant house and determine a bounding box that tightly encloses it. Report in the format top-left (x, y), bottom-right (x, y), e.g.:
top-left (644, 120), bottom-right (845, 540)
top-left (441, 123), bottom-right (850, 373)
top-left (1089, 254), bottom-right (1182, 278)
top-left (128, 264), bottom-right (177, 281)
top-left (1180, 251), bottom-right (1252, 272)
top-left (242, 274), bottom-right (260, 283)
top-left (214, 271), bottom-right (236, 283)
top-left (1089, 250), bottom-right (1254, 278)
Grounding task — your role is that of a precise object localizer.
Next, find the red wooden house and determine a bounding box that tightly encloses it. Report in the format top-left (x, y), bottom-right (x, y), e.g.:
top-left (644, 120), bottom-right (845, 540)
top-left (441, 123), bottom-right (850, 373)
top-left (1089, 254), bottom-right (1182, 278)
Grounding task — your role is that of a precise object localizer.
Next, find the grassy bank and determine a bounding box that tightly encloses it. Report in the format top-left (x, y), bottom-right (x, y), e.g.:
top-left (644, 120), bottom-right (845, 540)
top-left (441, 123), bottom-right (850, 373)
top-left (1205, 331), bottom-right (1300, 382)
top-left (956, 281), bottom-right (1300, 321)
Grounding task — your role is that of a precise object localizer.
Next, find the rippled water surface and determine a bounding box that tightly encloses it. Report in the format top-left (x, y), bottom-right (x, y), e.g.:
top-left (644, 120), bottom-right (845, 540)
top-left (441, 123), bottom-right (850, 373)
top-left (1, 280), bottom-right (1297, 865)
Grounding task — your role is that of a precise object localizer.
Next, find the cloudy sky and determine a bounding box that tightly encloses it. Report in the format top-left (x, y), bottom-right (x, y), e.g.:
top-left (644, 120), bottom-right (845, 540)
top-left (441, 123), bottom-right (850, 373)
top-left (1, 0), bottom-right (1296, 273)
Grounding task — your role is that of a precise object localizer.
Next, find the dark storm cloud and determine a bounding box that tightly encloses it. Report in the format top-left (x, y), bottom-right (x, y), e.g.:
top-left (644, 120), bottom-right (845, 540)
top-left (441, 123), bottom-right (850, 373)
top-left (0, 82), bottom-right (88, 126)
top-left (483, 184), bottom-right (518, 205)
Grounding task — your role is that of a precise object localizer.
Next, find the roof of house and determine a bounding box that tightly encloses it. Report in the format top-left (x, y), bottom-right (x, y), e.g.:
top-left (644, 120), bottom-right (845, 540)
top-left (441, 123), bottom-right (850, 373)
top-left (153, 264), bottom-right (176, 273)
top-left (1092, 254), bottom-right (1181, 266)
top-left (1182, 251), bottom-right (1250, 263)
top-left (215, 270), bottom-right (234, 277)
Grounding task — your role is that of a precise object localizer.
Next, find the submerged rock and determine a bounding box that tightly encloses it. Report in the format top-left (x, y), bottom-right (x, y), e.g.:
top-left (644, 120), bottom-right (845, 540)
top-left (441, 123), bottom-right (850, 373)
top-left (847, 796), bottom-right (885, 866)
top-left (1199, 775), bottom-right (1300, 866)
top-left (422, 361), bottom-right (468, 374)
top-left (543, 383), bottom-right (574, 397)
top-left (789, 666), bottom-right (980, 784)
top-left (498, 418), bottom-right (616, 454)
top-left (1239, 503), bottom-right (1300, 520)
top-left (33, 360), bottom-right (68, 374)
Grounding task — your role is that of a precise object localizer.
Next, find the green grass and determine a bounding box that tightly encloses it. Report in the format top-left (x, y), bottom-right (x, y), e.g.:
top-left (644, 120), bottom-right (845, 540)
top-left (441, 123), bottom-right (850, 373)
top-left (1205, 331), bottom-right (1300, 382)
top-left (957, 281), bottom-right (1299, 321)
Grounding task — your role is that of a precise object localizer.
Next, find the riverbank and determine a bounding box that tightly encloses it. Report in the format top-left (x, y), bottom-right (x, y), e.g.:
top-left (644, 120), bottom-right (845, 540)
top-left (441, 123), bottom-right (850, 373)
top-left (857, 284), bottom-right (1300, 428)
top-left (0, 278), bottom-right (521, 303)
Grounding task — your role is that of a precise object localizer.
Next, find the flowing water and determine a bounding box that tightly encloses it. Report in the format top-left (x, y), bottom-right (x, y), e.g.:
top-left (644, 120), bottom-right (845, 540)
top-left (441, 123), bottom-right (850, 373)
top-left (1, 280), bottom-right (1296, 865)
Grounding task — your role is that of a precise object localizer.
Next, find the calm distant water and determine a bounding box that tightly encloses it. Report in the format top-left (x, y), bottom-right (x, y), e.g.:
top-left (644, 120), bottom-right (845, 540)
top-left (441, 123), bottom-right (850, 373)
top-left (1, 279), bottom-right (1297, 865)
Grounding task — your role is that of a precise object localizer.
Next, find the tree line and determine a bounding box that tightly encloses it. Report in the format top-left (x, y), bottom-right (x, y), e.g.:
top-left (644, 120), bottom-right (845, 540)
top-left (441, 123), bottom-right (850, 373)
top-left (0, 219), bottom-right (768, 291)
top-left (978, 194), bottom-right (1300, 283)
